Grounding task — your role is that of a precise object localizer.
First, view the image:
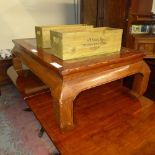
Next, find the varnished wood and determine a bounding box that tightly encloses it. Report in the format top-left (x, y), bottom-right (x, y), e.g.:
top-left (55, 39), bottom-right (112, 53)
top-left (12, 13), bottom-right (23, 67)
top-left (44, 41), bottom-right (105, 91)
top-left (80, 0), bottom-right (129, 46)
top-left (126, 13), bottom-right (155, 48)
top-left (80, 0), bottom-right (97, 26)
top-left (7, 64), bottom-right (49, 100)
top-left (134, 35), bottom-right (155, 58)
top-left (12, 39), bottom-right (145, 76)
top-left (125, 0), bottom-right (154, 48)
top-left (81, 0), bottom-right (128, 28)
top-left (12, 38), bottom-right (150, 131)
top-left (132, 35), bottom-right (155, 100)
top-left (7, 67), bottom-right (49, 100)
top-left (12, 54), bottom-right (23, 76)
top-left (129, 0), bottom-right (153, 14)
top-left (16, 70), bottom-right (49, 99)
top-left (0, 58), bottom-right (12, 85)
top-left (26, 82), bottom-right (155, 155)
top-left (144, 59), bottom-right (155, 100)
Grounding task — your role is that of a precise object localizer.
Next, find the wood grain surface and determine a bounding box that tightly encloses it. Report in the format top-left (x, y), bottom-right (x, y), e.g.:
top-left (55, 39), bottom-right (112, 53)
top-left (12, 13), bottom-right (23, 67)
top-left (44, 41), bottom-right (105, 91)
top-left (26, 81), bottom-right (155, 155)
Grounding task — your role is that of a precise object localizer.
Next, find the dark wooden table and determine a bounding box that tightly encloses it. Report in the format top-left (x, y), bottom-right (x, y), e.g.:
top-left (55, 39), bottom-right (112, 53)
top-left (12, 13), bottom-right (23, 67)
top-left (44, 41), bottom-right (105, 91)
top-left (0, 57), bottom-right (12, 85)
top-left (0, 57), bottom-right (12, 96)
top-left (12, 38), bottom-right (150, 131)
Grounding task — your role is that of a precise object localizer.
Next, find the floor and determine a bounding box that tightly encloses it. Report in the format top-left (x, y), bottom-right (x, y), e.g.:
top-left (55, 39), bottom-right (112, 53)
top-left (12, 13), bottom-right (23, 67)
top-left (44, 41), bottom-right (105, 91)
top-left (0, 84), bottom-right (58, 155)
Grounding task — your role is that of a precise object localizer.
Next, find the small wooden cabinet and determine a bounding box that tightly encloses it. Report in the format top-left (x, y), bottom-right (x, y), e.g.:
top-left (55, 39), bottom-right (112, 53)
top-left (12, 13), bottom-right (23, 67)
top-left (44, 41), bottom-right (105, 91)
top-left (131, 35), bottom-right (155, 100)
top-left (0, 58), bottom-right (12, 85)
top-left (134, 36), bottom-right (155, 58)
top-left (126, 13), bottom-right (155, 49)
top-left (131, 35), bottom-right (155, 99)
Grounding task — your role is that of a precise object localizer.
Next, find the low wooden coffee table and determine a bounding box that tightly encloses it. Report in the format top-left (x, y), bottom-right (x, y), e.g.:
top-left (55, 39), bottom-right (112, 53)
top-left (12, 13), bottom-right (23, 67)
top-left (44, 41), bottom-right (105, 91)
top-left (12, 38), bottom-right (150, 131)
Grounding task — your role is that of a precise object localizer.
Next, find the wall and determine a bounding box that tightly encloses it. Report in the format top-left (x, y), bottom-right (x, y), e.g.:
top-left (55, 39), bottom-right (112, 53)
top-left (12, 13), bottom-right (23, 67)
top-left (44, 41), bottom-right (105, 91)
top-left (152, 0), bottom-right (155, 12)
top-left (1, 0), bottom-right (155, 49)
top-left (0, 0), bottom-right (79, 49)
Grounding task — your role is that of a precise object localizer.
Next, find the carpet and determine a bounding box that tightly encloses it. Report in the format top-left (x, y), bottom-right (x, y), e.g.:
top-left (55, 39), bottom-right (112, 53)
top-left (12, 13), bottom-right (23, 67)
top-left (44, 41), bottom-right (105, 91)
top-left (0, 84), bottom-right (58, 155)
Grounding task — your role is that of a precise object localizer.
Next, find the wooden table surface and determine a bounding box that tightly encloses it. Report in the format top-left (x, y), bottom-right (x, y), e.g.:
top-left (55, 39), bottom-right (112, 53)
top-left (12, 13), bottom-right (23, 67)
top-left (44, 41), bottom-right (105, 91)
top-left (12, 38), bottom-right (150, 131)
top-left (12, 38), bottom-right (145, 75)
top-left (26, 82), bottom-right (155, 155)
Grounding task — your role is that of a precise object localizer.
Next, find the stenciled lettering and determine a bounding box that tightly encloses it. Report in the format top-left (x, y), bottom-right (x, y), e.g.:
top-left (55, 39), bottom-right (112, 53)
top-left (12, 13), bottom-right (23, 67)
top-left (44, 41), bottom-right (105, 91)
top-left (83, 37), bottom-right (106, 48)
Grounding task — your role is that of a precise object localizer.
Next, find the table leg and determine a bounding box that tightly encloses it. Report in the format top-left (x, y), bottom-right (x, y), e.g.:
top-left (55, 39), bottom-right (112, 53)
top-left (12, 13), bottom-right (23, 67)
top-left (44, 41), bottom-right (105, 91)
top-left (132, 61), bottom-right (150, 95)
top-left (51, 86), bottom-right (76, 131)
top-left (12, 55), bottom-right (24, 76)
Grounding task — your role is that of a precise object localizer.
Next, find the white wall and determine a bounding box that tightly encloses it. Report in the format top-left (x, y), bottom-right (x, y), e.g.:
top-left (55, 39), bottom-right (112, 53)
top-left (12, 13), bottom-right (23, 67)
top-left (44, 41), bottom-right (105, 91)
top-left (0, 0), bottom-right (78, 49)
top-left (152, 0), bottom-right (155, 12)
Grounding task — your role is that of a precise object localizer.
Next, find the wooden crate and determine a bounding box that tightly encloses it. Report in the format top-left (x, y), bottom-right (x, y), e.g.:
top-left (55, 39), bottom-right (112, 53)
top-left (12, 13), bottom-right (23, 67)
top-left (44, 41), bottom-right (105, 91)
top-left (35, 24), bottom-right (93, 48)
top-left (50, 27), bottom-right (123, 60)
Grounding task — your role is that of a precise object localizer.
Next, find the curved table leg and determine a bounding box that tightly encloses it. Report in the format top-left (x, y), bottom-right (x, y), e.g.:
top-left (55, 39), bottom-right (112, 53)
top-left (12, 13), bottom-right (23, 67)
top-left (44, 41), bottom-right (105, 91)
top-left (132, 61), bottom-right (150, 95)
top-left (12, 54), bottom-right (24, 76)
top-left (51, 85), bottom-right (76, 131)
